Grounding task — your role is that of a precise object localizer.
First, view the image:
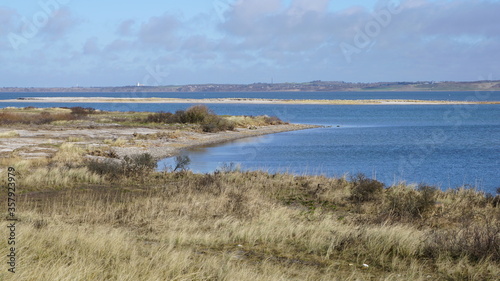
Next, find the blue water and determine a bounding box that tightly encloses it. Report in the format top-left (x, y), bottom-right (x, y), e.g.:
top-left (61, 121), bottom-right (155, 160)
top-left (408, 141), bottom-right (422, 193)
top-left (1, 90), bottom-right (499, 101)
top-left (1, 92), bottom-right (499, 193)
top-left (158, 104), bottom-right (499, 193)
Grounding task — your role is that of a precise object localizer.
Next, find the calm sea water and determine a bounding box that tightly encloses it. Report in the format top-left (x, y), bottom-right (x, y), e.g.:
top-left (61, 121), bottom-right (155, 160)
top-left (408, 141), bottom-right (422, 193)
top-left (1, 90), bottom-right (500, 101)
top-left (1, 91), bottom-right (499, 193)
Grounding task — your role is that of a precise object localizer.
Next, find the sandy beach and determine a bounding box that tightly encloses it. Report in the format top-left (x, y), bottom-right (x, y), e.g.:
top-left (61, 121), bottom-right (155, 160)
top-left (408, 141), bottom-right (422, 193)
top-left (4, 97), bottom-right (499, 105)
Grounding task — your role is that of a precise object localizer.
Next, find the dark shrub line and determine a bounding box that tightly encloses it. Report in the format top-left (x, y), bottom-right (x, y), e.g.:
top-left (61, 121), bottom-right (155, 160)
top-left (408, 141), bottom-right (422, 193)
top-left (0, 107), bottom-right (98, 125)
top-left (144, 105), bottom-right (284, 132)
top-left (0, 112), bottom-right (77, 125)
top-left (144, 105), bottom-right (234, 132)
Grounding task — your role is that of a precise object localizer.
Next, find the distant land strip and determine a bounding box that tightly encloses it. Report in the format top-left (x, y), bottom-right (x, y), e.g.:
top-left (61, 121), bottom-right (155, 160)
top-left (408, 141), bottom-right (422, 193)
top-left (1, 80), bottom-right (500, 92)
top-left (3, 97), bottom-right (499, 105)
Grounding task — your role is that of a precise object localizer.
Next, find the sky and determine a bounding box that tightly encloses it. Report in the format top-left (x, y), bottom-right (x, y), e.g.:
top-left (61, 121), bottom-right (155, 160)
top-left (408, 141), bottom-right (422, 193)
top-left (0, 0), bottom-right (499, 87)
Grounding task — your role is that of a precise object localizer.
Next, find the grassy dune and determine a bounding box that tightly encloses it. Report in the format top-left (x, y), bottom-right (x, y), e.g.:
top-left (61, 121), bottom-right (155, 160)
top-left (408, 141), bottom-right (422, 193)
top-left (0, 149), bottom-right (499, 280)
top-left (0, 106), bottom-right (499, 280)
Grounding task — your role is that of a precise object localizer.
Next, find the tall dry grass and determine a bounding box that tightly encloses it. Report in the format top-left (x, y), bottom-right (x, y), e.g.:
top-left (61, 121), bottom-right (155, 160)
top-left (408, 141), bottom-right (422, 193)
top-left (1, 163), bottom-right (498, 280)
top-left (224, 115), bottom-right (286, 127)
top-left (0, 131), bottom-right (20, 138)
top-left (1, 143), bottom-right (104, 190)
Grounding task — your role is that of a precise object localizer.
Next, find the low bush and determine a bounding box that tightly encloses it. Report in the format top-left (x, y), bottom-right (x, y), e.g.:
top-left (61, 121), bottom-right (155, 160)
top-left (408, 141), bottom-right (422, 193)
top-left (349, 173), bottom-right (384, 203)
top-left (69, 106), bottom-right (96, 116)
top-left (86, 153), bottom-right (156, 178)
top-left (85, 159), bottom-right (123, 178)
top-left (262, 115), bottom-right (286, 125)
top-left (427, 217), bottom-right (500, 261)
top-left (184, 105), bottom-right (213, 123)
top-left (144, 105), bottom-right (235, 132)
top-left (383, 184), bottom-right (437, 221)
top-left (145, 105), bottom-right (213, 124)
top-left (0, 112), bottom-right (77, 124)
top-left (173, 155), bottom-right (190, 172)
top-left (201, 115), bottom-right (235, 132)
top-left (123, 153), bottom-right (157, 174)
top-left (144, 111), bottom-right (175, 123)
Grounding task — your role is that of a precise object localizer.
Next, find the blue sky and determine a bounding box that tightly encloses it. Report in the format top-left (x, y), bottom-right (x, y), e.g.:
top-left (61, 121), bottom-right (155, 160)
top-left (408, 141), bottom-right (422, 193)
top-left (1, 0), bottom-right (499, 87)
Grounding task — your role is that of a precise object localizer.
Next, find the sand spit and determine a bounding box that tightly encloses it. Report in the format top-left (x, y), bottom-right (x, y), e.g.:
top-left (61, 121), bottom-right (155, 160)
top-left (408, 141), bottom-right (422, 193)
top-left (5, 97), bottom-right (500, 105)
top-left (0, 124), bottom-right (319, 160)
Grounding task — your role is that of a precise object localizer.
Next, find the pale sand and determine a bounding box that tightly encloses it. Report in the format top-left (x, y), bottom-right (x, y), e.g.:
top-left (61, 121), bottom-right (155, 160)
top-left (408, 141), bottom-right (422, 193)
top-left (3, 97), bottom-right (499, 105)
top-left (0, 124), bottom-right (319, 160)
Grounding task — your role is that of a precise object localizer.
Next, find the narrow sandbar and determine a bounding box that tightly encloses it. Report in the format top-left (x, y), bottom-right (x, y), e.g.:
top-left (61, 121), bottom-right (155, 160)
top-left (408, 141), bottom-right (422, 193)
top-left (4, 97), bottom-right (499, 105)
top-left (0, 123), bottom-right (319, 160)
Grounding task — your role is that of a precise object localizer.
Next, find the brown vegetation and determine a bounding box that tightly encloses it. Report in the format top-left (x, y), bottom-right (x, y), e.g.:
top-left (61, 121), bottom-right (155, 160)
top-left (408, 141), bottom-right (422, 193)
top-left (143, 105), bottom-right (285, 132)
top-left (0, 106), bottom-right (497, 280)
top-left (0, 150), bottom-right (498, 280)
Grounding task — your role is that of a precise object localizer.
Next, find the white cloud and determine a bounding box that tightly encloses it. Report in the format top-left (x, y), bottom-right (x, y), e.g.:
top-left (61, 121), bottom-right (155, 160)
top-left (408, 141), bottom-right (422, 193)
top-left (117, 19), bottom-right (136, 36)
top-left (4, 0), bottom-right (500, 86)
top-left (138, 13), bottom-right (180, 49)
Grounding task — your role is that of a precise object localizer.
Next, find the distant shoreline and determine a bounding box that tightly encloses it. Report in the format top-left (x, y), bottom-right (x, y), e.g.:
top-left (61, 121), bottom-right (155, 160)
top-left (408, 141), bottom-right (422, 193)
top-left (1, 97), bottom-right (499, 105)
top-left (0, 80), bottom-right (499, 93)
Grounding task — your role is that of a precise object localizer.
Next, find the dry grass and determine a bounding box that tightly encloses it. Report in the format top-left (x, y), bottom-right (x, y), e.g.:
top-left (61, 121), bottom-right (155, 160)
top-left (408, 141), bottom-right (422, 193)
top-left (0, 111), bottom-right (77, 125)
top-left (0, 106), bottom-right (498, 280)
top-left (0, 160), bottom-right (498, 280)
top-left (103, 138), bottom-right (129, 147)
top-left (133, 130), bottom-right (185, 140)
top-left (224, 115), bottom-right (287, 127)
top-left (20, 166), bottom-right (103, 189)
top-left (0, 131), bottom-right (20, 138)
top-left (67, 136), bottom-right (84, 142)
top-left (1, 143), bottom-right (104, 190)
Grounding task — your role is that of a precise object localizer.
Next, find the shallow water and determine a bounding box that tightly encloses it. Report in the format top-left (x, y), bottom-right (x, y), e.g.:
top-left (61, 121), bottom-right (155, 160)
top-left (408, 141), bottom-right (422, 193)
top-left (158, 104), bottom-right (499, 193)
top-left (1, 92), bottom-right (499, 193)
top-left (1, 90), bottom-right (499, 101)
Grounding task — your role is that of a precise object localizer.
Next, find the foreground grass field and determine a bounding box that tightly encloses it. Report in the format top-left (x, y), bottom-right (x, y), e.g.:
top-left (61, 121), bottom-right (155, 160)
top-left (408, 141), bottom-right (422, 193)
top-left (0, 106), bottom-right (499, 280)
top-left (0, 147), bottom-right (499, 280)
